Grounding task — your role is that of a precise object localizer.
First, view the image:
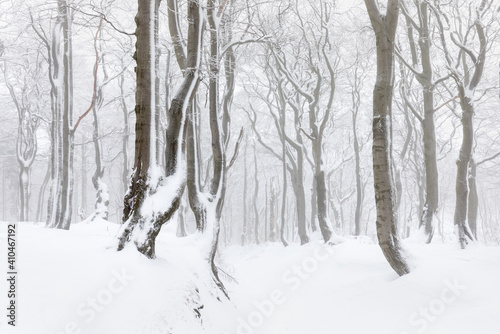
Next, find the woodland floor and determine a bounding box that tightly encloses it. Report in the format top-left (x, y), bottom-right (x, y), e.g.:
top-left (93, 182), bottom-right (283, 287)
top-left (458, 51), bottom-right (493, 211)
top-left (1, 220), bottom-right (499, 334)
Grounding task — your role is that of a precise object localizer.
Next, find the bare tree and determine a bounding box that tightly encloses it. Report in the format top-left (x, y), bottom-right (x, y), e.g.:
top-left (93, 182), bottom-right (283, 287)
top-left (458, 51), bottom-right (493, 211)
top-left (31, 0), bottom-right (75, 230)
top-left (364, 0), bottom-right (410, 276)
top-left (432, 0), bottom-right (491, 248)
top-left (397, 0), bottom-right (453, 243)
top-left (2, 55), bottom-right (43, 221)
top-left (245, 60), bottom-right (310, 245)
top-left (117, 0), bottom-right (203, 257)
top-left (347, 51), bottom-right (370, 236)
top-left (270, 0), bottom-right (341, 244)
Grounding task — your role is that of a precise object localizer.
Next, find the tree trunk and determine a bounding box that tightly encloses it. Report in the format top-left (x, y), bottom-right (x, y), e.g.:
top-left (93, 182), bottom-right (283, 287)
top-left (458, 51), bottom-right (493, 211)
top-left (467, 159), bottom-right (478, 239)
top-left (119, 68), bottom-right (130, 198)
top-left (270, 182), bottom-right (277, 241)
top-left (364, 0), bottom-right (410, 276)
top-left (46, 0), bottom-right (74, 230)
top-left (400, 2), bottom-right (439, 243)
top-left (352, 84), bottom-right (363, 236)
top-left (280, 110), bottom-right (289, 247)
top-left (253, 142), bottom-right (260, 244)
top-left (448, 1), bottom-right (487, 248)
top-left (310, 178), bottom-right (318, 232)
top-left (176, 197), bottom-right (188, 237)
top-left (79, 134), bottom-right (87, 221)
top-left (315, 167), bottom-right (333, 242)
top-left (90, 101), bottom-right (109, 221)
top-left (36, 163), bottom-right (50, 222)
top-left (18, 166), bottom-right (30, 221)
top-left (454, 94), bottom-right (475, 248)
top-left (242, 142), bottom-right (248, 245)
top-left (184, 0), bottom-right (229, 297)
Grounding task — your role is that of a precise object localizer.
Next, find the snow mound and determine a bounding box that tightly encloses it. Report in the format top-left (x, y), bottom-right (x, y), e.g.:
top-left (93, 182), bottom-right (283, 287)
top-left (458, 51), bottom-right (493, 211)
top-left (0, 222), bottom-right (235, 334)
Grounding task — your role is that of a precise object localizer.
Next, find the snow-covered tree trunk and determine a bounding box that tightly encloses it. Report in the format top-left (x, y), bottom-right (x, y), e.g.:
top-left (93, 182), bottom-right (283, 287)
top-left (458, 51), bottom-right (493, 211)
top-left (34, 0), bottom-right (75, 230)
top-left (184, 0), bottom-right (231, 296)
top-left (90, 21), bottom-right (110, 222)
top-left (90, 96), bottom-right (109, 221)
top-left (364, 0), bottom-right (410, 276)
top-left (60, 0), bottom-right (75, 230)
top-left (118, 0), bottom-right (202, 258)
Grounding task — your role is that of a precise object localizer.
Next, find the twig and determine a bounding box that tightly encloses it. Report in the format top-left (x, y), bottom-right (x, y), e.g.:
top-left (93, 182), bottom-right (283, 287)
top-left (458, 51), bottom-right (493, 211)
top-left (434, 95), bottom-right (459, 112)
top-left (70, 5), bottom-right (134, 36)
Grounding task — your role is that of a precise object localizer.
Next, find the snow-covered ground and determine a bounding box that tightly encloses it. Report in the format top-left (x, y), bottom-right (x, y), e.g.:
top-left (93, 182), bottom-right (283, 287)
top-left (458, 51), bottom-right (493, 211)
top-left (1, 221), bottom-right (499, 334)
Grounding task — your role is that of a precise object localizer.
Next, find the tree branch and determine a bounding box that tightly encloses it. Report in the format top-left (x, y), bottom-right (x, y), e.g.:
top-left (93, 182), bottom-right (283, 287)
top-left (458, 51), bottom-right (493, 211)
top-left (73, 17), bottom-right (103, 132)
top-left (477, 151), bottom-right (500, 166)
top-left (227, 127), bottom-right (244, 170)
top-left (434, 95), bottom-right (459, 112)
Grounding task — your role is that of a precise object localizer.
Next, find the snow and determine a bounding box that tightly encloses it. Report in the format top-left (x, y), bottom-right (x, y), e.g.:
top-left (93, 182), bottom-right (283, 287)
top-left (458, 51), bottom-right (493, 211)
top-left (140, 171), bottom-right (185, 219)
top-left (1, 222), bottom-right (500, 334)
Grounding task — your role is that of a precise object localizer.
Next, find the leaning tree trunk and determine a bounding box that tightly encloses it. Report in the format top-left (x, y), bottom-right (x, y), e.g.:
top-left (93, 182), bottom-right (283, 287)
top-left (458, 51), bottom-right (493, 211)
top-left (364, 0), bottom-right (410, 276)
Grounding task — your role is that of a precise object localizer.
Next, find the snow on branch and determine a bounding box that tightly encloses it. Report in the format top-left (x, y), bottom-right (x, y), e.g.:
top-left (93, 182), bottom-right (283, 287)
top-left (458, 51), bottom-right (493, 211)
top-left (220, 35), bottom-right (271, 57)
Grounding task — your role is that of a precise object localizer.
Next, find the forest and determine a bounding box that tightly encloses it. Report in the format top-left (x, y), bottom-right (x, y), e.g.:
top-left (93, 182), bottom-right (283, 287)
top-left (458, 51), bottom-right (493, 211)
top-left (1, 0), bottom-right (500, 333)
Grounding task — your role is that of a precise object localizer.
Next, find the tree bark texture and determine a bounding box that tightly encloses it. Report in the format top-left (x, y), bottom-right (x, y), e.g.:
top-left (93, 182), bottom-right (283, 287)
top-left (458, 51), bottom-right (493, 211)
top-left (364, 0), bottom-right (410, 276)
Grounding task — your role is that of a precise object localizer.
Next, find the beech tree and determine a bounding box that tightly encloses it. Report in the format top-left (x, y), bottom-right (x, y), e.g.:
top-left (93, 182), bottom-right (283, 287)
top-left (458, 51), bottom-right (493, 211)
top-left (117, 0), bottom-right (202, 256)
top-left (244, 61), bottom-right (310, 245)
top-left (397, 0), bottom-right (452, 243)
top-left (344, 42), bottom-right (371, 236)
top-left (270, 0), bottom-right (341, 244)
top-left (431, 0), bottom-right (492, 248)
top-left (364, 0), bottom-right (410, 276)
top-left (2, 54), bottom-right (43, 221)
top-left (31, 0), bottom-right (75, 229)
